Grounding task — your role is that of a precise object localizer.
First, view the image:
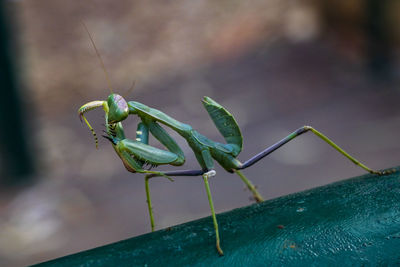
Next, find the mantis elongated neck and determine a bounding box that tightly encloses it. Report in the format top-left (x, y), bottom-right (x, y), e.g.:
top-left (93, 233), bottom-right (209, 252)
top-left (128, 101), bottom-right (192, 134)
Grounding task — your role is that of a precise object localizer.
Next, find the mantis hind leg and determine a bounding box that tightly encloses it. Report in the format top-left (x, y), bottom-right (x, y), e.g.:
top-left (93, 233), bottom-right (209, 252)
top-left (147, 121), bottom-right (185, 165)
top-left (237, 126), bottom-right (394, 175)
top-left (234, 170), bottom-right (264, 203)
top-left (211, 148), bottom-right (264, 203)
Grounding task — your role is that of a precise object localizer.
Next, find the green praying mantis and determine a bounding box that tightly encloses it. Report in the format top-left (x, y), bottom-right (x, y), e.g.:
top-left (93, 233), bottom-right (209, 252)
top-left (78, 25), bottom-right (393, 256)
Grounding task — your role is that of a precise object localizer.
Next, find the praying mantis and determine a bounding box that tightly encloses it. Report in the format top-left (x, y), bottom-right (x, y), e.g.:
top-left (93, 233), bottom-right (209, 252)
top-left (78, 25), bottom-right (393, 256)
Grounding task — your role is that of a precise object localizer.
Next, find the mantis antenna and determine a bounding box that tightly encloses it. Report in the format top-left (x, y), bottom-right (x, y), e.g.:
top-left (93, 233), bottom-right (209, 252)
top-left (81, 21), bottom-right (114, 93)
top-left (124, 79), bottom-right (136, 98)
top-left (79, 22), bottom-right (116, 149)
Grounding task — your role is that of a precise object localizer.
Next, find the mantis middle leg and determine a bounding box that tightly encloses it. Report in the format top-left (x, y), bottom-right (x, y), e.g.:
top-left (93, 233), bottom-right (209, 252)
top-left (144, 169), bottom-right (205, 232)
top-left (145, 149), bottom-right (225, 255)
top-left (202, 170), bottom-right (223, 256)
top-left (145, 168), bottom-right (224, 256)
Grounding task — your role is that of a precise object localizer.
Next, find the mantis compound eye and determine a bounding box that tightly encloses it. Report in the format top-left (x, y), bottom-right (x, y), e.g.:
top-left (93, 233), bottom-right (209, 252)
top-left (107, 94), bottom-right (129, 123)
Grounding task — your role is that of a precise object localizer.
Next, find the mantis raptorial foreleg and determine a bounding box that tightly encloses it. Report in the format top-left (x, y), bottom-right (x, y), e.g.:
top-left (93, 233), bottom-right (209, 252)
top-left (147, 121), bottom-right (185, 165)
top-left (136, 122), bottom-right (149, 145)
top-left (118, 140), bottom-right (180, 166)
top-left (111, 121), bottom-right (186, 169)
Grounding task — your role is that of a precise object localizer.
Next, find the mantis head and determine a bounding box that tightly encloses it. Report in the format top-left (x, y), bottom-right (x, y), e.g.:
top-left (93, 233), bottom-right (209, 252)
top-left (106, 94), bottom-right (129, 123)
top-left (78, 93), bottom-right (129, 148)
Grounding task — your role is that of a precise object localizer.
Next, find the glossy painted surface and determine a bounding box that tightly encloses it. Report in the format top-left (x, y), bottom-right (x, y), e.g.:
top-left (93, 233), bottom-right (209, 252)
top-left (34, 166), bottom-right (400, 266)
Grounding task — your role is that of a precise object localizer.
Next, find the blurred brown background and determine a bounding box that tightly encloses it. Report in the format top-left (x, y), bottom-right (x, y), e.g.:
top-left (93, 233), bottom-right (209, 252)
top-left (1, 0), bottom-right (400, 266)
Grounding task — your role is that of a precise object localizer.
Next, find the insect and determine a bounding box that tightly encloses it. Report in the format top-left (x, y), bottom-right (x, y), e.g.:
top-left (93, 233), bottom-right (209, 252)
top-left (78, 25), bottom-right (393, 256)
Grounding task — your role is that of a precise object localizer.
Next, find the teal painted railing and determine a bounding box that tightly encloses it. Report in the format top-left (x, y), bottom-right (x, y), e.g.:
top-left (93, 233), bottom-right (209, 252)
top-left (34, 166), bottom-right (400, 266)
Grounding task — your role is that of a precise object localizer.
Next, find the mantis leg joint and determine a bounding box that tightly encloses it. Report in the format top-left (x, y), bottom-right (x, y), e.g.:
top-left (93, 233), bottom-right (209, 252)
top-left (303, 125), bottom-right (313, 131)
top-left (204, 170), bottom-right (216, 179)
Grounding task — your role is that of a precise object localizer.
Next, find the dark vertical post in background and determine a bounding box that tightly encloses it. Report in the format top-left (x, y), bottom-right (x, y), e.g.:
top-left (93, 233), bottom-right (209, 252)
top-left (365, 0), bottom-right (392, 81)
top-left (0, 2), bottom-right (35, 184)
